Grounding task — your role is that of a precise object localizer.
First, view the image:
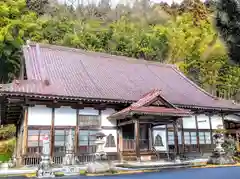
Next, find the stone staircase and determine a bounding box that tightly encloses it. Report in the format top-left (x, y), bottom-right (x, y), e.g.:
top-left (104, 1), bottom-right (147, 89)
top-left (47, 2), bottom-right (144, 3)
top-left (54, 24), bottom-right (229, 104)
top-left (122, 150), bottom-right (158, 161)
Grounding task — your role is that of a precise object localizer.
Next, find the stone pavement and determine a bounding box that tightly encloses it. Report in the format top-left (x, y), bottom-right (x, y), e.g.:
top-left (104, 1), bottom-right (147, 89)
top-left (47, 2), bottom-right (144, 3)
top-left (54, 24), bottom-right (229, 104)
top-left (0, 158), bottom-right (208, 176)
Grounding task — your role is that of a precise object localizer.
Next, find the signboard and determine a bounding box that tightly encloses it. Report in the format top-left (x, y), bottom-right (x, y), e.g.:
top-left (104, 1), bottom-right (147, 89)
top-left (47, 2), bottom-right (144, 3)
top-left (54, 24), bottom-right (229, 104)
top-left (153, 129), bottom-right (167, 151)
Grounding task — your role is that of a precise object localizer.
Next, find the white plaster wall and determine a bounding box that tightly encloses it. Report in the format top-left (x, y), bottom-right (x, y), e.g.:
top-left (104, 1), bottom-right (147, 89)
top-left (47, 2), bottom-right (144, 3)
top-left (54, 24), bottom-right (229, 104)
top-left (183, 116), bottom-right (196, 129)
top-left (28, 105), bottom-right (52, 126)
top-left (102, 129), bottom-right (117, 152)
top-left (79, 107), bottom-right (99, 115)
top-left (153, 128), bottom-right (167, 151)
top-left (211, 115), bottom-right (223, 129)
top-left (197, 114), bottom-right (210, 129)
top-left (101, 108), bottom-right (116, 127)
top-left (55, 106), bottom-right (77, 126)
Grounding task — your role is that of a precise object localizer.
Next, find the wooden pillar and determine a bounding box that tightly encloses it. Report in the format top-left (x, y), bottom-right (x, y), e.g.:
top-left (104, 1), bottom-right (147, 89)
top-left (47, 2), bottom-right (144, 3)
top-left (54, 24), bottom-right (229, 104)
top-left (195, 115), bottom-right (200, 152)
top-left (148, 124), bottom-right (153, 150)
top-left (134, 118), bottom-right (140, 161)
top-left (117, 125), bottom-right (123, 161)
top-left (50, 108), bottom-right (55, 160)
top-left (173, 119), bottom-right (180, 159)
top-left (22, 106), bottom-right (28, 156)
top-left (180, 119), bottom-right (185, 154)
top-left (208, 115), bottom-right (214, 145)
top-left (75, 109), bottom-right (79, 154)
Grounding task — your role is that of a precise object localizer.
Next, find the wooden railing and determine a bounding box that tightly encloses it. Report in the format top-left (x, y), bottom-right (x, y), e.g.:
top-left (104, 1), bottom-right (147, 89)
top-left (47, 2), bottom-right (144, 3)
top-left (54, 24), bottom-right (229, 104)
top-left (22, 153), bottom-right (118, 166)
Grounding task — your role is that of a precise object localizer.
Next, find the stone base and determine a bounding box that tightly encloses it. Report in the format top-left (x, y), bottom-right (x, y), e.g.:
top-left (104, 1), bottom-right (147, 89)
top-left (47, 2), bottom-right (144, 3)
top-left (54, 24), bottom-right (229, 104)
top-left (0, 163), bottom-right (9, 169)
top-left (175, 156), bottom-right (181, 164)
top-left (86, 162), bottom-right (111, 174)
top-left (61, 166), bottom-right (82, 176)
top-left (36, 169), bottom-right (55, 178)
top-left (207, 152), bottom-right (236, 165)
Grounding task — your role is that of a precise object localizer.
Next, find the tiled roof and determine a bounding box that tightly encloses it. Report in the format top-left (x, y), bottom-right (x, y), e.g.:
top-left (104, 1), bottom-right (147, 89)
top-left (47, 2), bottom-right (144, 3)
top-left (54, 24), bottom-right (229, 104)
top-left (108, 89), bottom-right (192, 119)
top-left (0, 43), bottom-right (240, 111)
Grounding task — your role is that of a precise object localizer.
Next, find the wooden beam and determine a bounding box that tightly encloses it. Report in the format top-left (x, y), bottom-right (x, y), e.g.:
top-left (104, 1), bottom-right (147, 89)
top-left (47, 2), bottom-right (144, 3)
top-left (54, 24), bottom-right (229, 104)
top-left (134, 118), bottom-right (140, 161)
top-left (118, 120), bottom-right (133, 127)
top-left (50, 108), bottom-right (55, 159)
top-left (22, 106), bottom-right (28, 155)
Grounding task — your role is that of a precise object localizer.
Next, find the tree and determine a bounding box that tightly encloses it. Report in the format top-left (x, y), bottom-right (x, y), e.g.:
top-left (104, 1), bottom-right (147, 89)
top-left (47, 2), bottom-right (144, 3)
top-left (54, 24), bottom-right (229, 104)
top-left (26, 0), bottom-right (49, 16)
top-left (0, 0), bottom-right (40, 83)
top-left (215, 0), bottom-right (240, 64)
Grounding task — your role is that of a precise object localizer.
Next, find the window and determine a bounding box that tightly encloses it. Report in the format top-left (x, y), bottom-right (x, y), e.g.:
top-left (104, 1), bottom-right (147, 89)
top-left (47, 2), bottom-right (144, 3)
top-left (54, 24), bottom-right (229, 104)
top-left (168, 132), bottom-right (174, 145)
top-left (78, 115), bottom-right (100, 128)
top-left (199, 132), bottom-right (205, 144)
top-left (178, 131), bottom-right (182, 144)
top-left (155, 134), bottom-right (164, 146)
top-left (27, 129), bottom-right (50, 153)
top-left (199, 132), bottom-right (211, 144)
top-left (190, 132), bottom-right (197, 144)
top-left (78, 130), bottom-right (98, 153)
top-left (168, 131), bottom-right (182, 145)
top-left (184, 131), bottom-right (197, 145)
top-left (54, 129), bottom-right (75, 153)
top-left (184, 132), bottom-right (191, 144)
top-left (105, 134), bottom-right (116, 147)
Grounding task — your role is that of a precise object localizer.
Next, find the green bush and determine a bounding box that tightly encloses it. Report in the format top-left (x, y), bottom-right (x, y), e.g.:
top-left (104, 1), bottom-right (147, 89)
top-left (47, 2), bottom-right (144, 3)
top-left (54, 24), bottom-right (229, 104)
top-left (54, 172), bottom-right (64, 177)
top-left (80, 170), bottom-right (86, 175)
top-left (0, 125), bottom-right (16, 140)
top-left (0, 138), bottom-right (16, 162)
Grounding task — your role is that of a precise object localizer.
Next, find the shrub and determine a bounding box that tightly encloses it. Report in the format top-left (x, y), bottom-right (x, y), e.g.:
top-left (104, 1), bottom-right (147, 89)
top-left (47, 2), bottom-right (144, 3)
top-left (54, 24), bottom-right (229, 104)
top-left (222, 135), bottom-right (236, 156)
top-left (0, 125), bottom-right (16, 140)
top-left (0, 138), bottom-right (16, 162)
top-left (80, 170), bottom-right (86, 175)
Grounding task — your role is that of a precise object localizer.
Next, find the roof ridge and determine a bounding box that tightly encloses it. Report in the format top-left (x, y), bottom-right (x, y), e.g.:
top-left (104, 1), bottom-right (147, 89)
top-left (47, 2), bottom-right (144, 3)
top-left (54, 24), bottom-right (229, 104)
top-left (170, 66), bottom-right (219, 100)
top-left (23, 42), bottom-right (175, 68)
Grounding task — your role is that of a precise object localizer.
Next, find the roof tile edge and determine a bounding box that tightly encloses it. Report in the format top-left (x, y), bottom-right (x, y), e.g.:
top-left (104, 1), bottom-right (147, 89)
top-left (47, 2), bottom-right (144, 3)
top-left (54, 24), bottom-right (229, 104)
top-left (22, 42), bottom-right (175, 67)
top-left (170, 65), bottom-right (220, 100)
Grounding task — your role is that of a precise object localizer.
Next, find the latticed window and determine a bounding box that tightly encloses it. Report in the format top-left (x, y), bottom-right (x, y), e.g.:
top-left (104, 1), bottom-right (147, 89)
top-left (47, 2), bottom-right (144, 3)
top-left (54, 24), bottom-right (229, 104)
top-left (78, 115), bottom-right (101, 128)
top-left (155, 134), bottom-right (164, 146)
top-left (184, 131), bottom-right (197, 144)
top-left (78, 130), bottom-right (98, 153)
top-left (105, 134), bottom-right (116, 147)
top-left (199, 132), bottom-right (211, 144)
top-left (27, 129), bottom-right (50, 153)
top-left (168, 132), bottom-right (174, 145)
top-left (54, 129), bottom-right (75, 153)
top-left (168, 131), bottom-right (182, 145)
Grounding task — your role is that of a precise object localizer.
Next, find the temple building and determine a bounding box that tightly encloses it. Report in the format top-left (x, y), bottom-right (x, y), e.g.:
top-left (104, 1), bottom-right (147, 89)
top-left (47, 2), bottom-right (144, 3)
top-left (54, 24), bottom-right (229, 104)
top-left (0, 42), bottom-right (240, 166)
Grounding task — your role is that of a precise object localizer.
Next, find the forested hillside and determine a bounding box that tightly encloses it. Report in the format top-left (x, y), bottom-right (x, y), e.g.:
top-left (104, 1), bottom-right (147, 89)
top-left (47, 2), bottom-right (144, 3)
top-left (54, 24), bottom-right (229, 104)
top-left (0, 0), bottom-right (239, 101)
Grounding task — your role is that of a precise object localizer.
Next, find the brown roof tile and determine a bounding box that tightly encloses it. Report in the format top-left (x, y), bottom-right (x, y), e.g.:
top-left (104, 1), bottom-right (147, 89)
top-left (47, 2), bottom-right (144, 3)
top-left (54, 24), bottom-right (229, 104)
top-left (108, 89), bottom-right (192, 119)
top-left (1, 43), bottom-right (239, 111)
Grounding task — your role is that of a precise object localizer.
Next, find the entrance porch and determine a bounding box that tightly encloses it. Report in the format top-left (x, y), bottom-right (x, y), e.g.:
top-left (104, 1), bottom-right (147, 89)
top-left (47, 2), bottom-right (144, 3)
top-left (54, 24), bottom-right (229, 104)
top-left (108, 89), bottom-right (192, 161)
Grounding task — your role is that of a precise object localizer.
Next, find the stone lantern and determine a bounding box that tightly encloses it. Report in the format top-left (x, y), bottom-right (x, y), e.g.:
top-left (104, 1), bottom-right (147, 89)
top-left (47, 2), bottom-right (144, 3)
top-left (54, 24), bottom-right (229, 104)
top-left (94, 132), bottom-right (107, 160)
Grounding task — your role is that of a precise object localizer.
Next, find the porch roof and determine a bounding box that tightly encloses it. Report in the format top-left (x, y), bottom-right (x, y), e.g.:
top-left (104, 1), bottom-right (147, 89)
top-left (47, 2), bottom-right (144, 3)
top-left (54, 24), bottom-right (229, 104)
top-left (110, 106), bottom-right (192, 119)
top-left (108, 89), bottom-right (192, 119)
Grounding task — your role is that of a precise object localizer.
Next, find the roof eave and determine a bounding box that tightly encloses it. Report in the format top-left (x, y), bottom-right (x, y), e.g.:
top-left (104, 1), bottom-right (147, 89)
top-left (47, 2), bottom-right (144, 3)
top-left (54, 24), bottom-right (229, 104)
top-left (1, 91), bottom-right (239, 112)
